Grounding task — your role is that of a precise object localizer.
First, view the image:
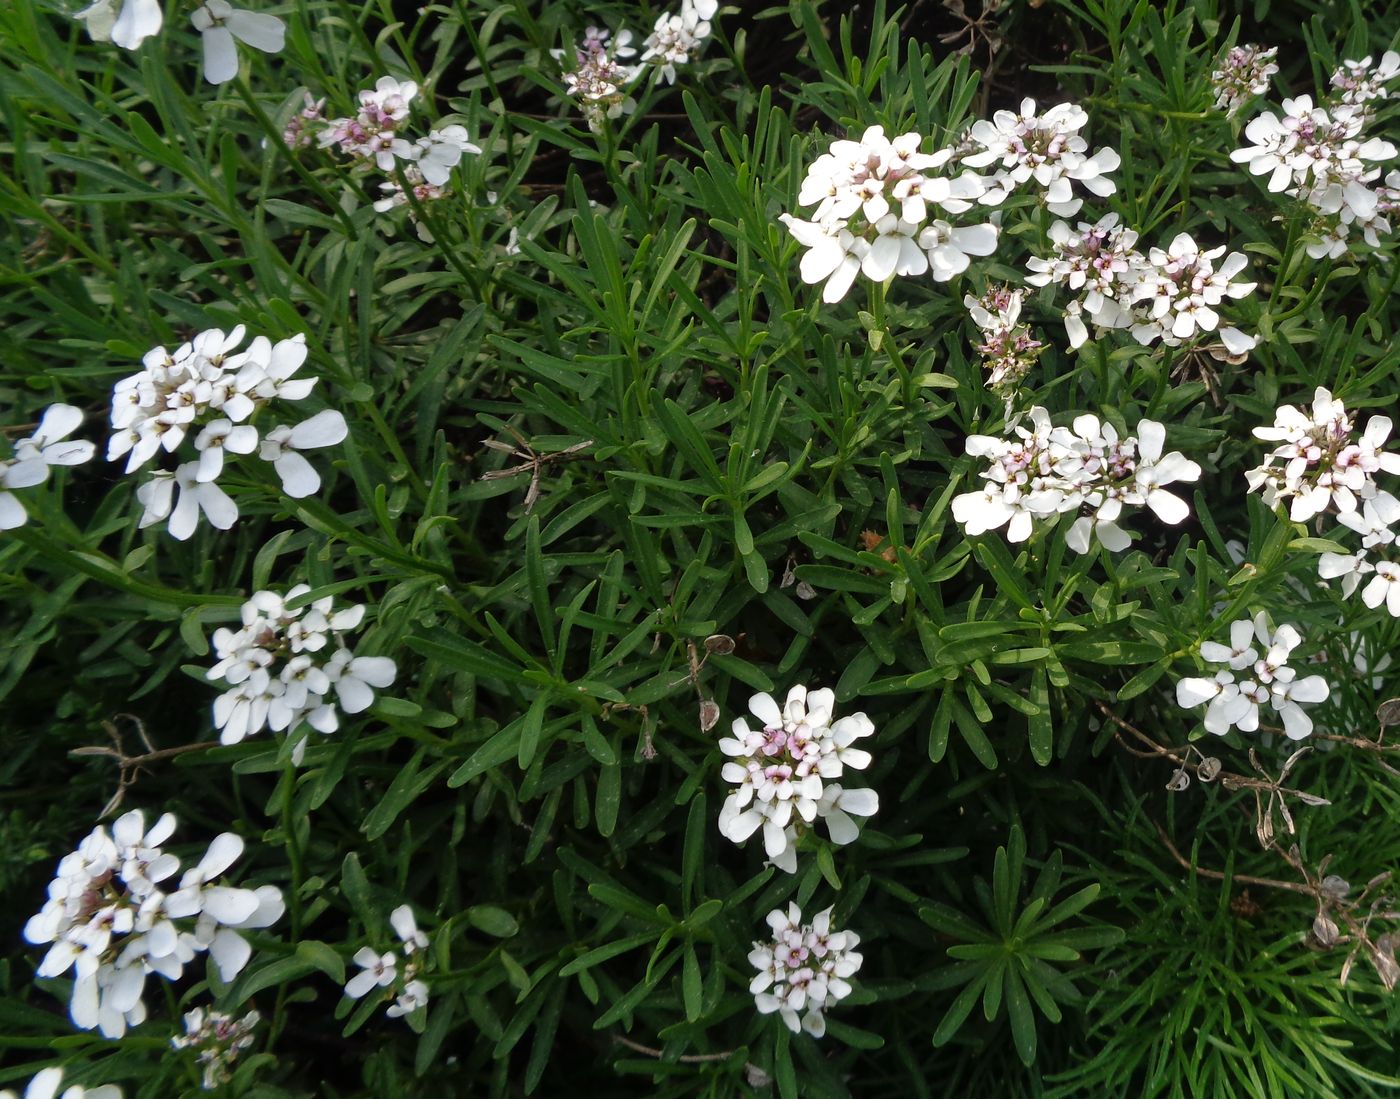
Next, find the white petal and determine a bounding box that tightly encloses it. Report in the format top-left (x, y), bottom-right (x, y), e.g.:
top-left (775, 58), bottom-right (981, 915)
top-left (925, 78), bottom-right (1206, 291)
top-left (225, 9), bottom-right (285, 51)
top-left (201, 24), bottom-right (240, 85)
top-left (209, 928), bottom-right (253, 980)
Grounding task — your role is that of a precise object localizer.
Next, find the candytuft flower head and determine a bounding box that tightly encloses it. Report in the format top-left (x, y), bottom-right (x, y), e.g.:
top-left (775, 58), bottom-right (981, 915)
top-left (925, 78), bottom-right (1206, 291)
top-left (552, 26), bottom-right (639, 131)
top-left (641, 0), bottom-right (713, 85)
top-left (749, 904), bottom-right (862, 1037)
top-left (951, 409), bottom-right (1202, 553)
top-left (1175, 613), bottom-right (1331, 739)
top-left (21, 811), bottom-right (282, 1039)
top-left (781, 125), bottom-right (997, 302)
top-left (206, 585), bottom-right (396, 760)
top-left (962, 98), bottom-right (1120, 216)
top-left (190, 1), bottom-right (286, 86)
top-left (717, 686), bottom-right (878, 870)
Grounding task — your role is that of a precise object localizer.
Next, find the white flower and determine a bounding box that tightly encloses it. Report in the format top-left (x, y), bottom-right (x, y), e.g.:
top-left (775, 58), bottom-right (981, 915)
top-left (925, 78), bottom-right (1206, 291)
top-left (778, 214), bottom-right (866, 303)
top-left (749, 904), bottom-right (861, 1038)
top-left (15, 404), bottom-right (96, 468)
top-left (0, 454), bottom-right (49, 530)
top-left (1211, 44), bottom-right (1278, 117)
top-left (641, 3), bottom-right (712, 84)
top-left (109, 0), bottom-right (162, 49)
top-left (137, 462), bottom-right (239, 541)
top-left (1247, 388), bottom-right (1400, 521)
top-left (171, 1007), bottom-right (260, 1090)
top-left (1128, 233), bottom-right (1257, 349)
top-left (386, 978), bottom-right (430, 1018)
top-left (345, 948), bottom-right (398, 999)
top-left (917, 220), bottom-right (999, 280)
top-left (258, 409), bottom-right (348, 497)
top-left (193, 418), bottom-right (259, 482)
top-left (412, 126), bottom-right (482, 186)
top-left (962, 98), bottom-right (1119, 215)
top-left (206, 586), bottom-right (394, 752)
top-left (952, 410), bottom-right (1200, 552)
top-left (390, 905), bottom-right (429, 953)
top-left (1362, 560), bottom-right (1400, 616)
top-left (190, 1), bottom-right (286, 85)
top-left (0, 1068), bottom-right (121, 1099)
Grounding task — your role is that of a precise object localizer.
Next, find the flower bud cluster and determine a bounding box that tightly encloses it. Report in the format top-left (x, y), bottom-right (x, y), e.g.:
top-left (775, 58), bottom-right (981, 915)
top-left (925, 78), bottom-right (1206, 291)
top-left (552, 27), bottom-right (640, 130)
top-left (1176, 613), bottom-right (1331, 739)
top-left (1, 404), bottom-right (95, 531)
top-left (108, 326), bottom-right (348, 540)
top-left (952, 408), bottom-right (1202, 554)
top-left (717, 687), bottom-right (878, 873)
top-left (206, 586), bottom-right (397, 759)
top-left (343, 905), bottom-right (431, 1020)
top-left (1232, 56), bottom-right (1400, 258)
top-left (1028, 218), bottom-right (1257, 354)
top-left (171, 1007), bottom-right (261, 1090)
top-left (22, 811), bottom-right (283, 1039)
top-left (964, 286), bottom-right (1045, 398)
top-left (748, 904), bottom-right (862, 1038)
top-left (1210, 44), bottom-right (1278, 117)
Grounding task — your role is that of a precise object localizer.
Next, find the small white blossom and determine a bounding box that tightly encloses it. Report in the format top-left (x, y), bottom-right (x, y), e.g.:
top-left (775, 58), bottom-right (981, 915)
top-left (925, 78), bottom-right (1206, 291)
top-left (189, 1), bottom-right (286, 86)
top-left (641, 1), bottom-right (713, 84)
top-left (1247, 387), bottom-right (1400, 521)
top-left (109, 0), bottom-right (162, 49)
top-left (411, 126), bottom-right (482, 186)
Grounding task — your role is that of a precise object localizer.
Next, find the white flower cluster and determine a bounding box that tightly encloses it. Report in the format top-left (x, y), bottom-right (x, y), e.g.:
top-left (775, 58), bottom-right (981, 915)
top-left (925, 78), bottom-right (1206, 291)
top-left (312, 77), bottom-right (482, 236)
top-left (554, 1), bottom-right (718, 130)
top-left (953, 408), bottom-right (1202, 553)
top-left (1, 404), bottom-right (95, 531)
top-left (748, 904), bottom-right (862, 1038)
top-left (343, 905), bottom-right (431, 1020)
top-left (780, 125), bottom-right (1000, 303)
top-left (1028, 217), bottom-right (1257, 353)
top-left (552, 27), bottom-right (640, 130)
top-left (1176, 614), bottom-right (1331, 739)
top-left (0, 1068), bottom-right (118, 1099)
top-left (1247, 387), bottom-right (1400, 616)
top-left (206, 586), bottom-right (397, 758)
top-left (107, 325), bottom-right (347, 541)
top-left (74, 0), bottom-right (283, 86)
top-left (961, 98), bottom-right (1121, 216)
top-left (1210, 43), bottom-right (1278, 117)
top-left (22, 811), bottom-right (283, 1040)
top-left (1232, 57), bottom-right (1400, 259)
top-left (717, 687), bottom-right (878, 873)
top-left (170, 1007), bottom-right (260, 1091)
top-left (641, 0), bottom-right (717, 85)
top-left (964, 286), bottom-right (1045, 398)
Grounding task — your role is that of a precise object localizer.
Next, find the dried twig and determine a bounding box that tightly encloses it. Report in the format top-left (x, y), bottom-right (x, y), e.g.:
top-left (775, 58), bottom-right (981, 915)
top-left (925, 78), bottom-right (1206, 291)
top-left (70, 715), bottom-right (219, 816)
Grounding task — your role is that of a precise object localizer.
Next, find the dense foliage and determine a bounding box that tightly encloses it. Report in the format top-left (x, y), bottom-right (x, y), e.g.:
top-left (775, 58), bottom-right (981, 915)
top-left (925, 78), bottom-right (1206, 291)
top-left (3, 0), bottom-right (1400, 1095)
